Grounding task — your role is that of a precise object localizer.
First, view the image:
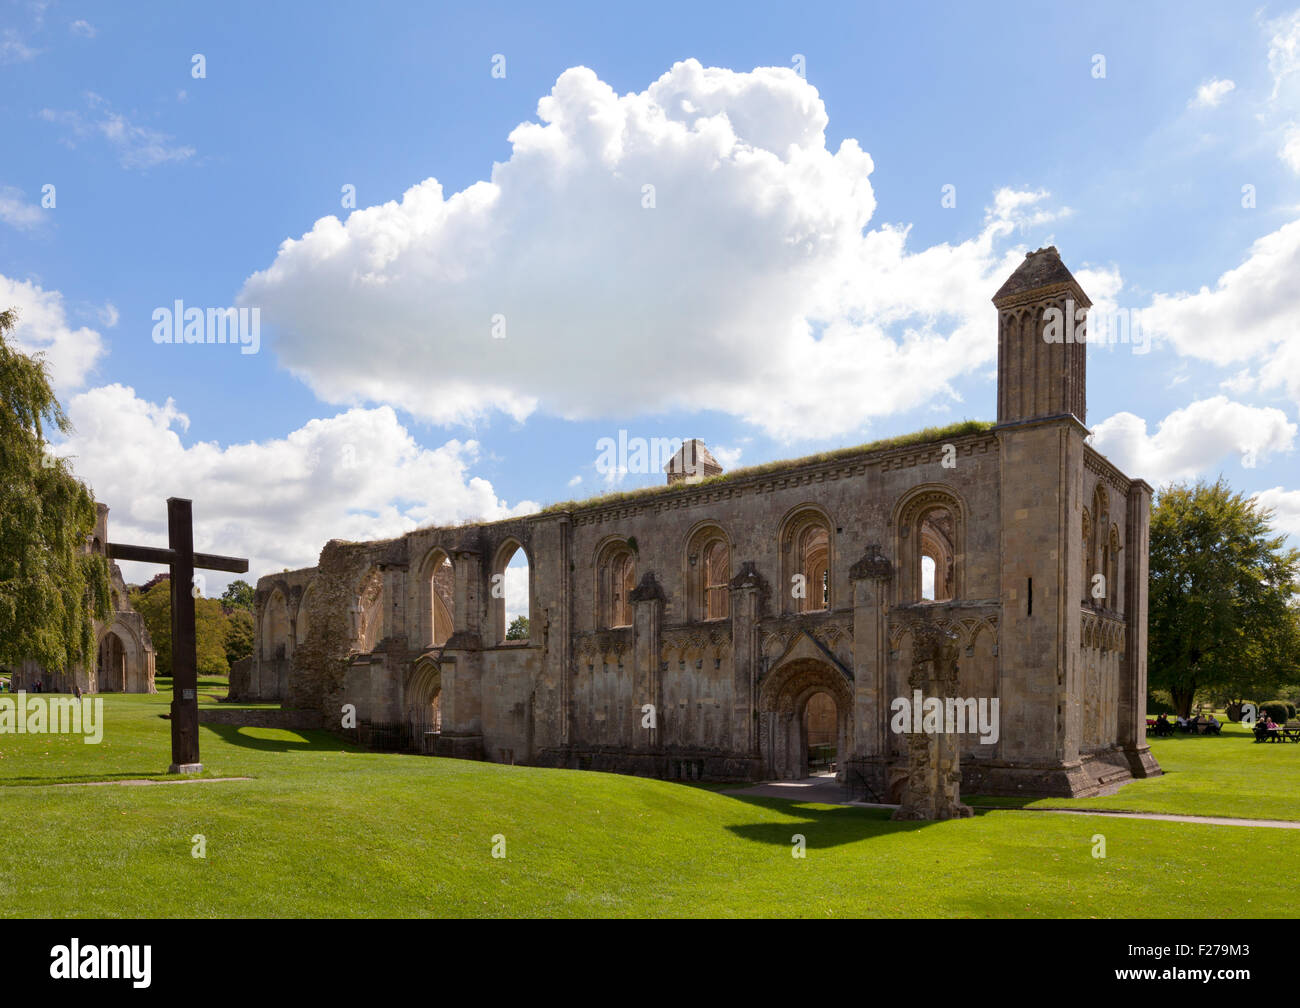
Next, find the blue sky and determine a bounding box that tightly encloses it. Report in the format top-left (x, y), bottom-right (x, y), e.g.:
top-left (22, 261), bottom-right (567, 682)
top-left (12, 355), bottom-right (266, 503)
top-left (3, 0), bottom-right (1299, 595)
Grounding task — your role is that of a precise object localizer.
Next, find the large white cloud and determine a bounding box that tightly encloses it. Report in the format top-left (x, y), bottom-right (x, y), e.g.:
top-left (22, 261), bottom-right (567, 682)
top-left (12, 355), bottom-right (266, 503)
top-left (54, 384), bottom-right (537, 592)
top-left (1140, 217), bottom-right (1300, 407)
top-left (1091, 396), bottom-right (1296, 488)
top-left (241, 60), bottom-right (1053, 442)
top-left (0, 273), bottom-right (106, 390)
top-left (1252, 486), bottom-right (1300, 539)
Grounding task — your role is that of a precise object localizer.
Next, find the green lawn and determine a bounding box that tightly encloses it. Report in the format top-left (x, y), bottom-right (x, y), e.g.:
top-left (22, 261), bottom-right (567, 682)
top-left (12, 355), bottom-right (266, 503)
top-left (0, 687), bottom-right (1295, 917)
top-left (967, 720), bottom-right (1300, 822)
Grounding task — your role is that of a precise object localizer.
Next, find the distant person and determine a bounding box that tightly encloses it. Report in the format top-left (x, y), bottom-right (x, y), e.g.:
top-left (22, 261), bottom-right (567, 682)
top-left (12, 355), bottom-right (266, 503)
top-left (1207, 713), bottom-right (1220, 734)
top-left (1154, 714), bottom-right (1172, 737)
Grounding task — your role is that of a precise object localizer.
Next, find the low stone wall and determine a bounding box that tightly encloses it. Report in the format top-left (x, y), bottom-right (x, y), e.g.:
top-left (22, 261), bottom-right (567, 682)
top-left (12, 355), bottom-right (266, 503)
top-left (199, 707), bottom-right (324, 731)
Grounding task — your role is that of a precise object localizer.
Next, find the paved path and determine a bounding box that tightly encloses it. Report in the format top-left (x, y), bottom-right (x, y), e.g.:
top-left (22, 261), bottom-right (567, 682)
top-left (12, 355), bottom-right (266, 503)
top-left (723, 777), bottom-right (1300, 830)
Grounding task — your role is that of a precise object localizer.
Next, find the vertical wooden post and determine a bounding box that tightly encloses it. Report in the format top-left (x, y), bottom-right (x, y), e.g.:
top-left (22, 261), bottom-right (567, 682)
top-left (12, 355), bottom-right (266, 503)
top-left (168, 497), bottom-right (201, 773)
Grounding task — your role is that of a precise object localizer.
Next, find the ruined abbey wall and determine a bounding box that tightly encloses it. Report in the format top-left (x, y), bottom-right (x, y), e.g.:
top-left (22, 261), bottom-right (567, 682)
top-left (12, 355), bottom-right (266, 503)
top-left (239, 247), bottom-right (1162, 798)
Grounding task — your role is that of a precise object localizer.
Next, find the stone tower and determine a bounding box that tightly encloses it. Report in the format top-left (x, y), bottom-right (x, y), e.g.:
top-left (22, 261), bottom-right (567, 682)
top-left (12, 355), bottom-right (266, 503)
top-left (994, 245), bottom-right (1089, 426)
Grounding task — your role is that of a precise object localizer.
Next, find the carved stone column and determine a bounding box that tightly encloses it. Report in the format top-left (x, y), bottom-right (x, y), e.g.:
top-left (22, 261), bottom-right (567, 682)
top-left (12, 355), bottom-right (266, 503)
top-left (728, 562), bottom-right (767, 756)
top-left (850, 545), bottom-right (892, 763)
top-left (629, 572), bottom-right (664, 752)
top-left (893, 615), bottom-right (973, 821)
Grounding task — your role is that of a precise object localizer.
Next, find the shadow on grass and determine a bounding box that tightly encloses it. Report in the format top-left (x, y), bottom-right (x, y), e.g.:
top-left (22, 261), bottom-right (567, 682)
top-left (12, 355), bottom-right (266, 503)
top-left (202, 723), bottom-right (347, 754)
top-left (721, 794), bottom-right (936, 848)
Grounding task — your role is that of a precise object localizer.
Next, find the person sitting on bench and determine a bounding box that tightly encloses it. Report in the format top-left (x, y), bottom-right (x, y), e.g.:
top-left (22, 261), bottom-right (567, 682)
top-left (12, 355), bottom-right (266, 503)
top-left (1205, 713), bottom-right (1221, 735)
top-left (1256, 715), bottom-right (1282, 742)
top-left (1153, 713), bottom-right (1174, 737)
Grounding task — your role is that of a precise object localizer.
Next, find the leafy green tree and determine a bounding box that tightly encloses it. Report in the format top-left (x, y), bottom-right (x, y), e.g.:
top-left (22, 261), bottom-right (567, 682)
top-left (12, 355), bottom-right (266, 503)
top-left (506, 615), bottom-right (530, 640)
top-left (223, 607), bottom-right (255, 666)
top-left (131, 578), bottom-right (236, 678)
top-left (0, 308), bottom-right (109, 672)
top-left (1149, 478), bottom-right (1300, 717)
top-left (220, 579), bottom-right (254, 612)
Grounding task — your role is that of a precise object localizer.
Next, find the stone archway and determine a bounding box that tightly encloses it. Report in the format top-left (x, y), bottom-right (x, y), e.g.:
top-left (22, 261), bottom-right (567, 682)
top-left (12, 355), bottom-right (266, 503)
top-left (406, 656), bottom-right (443, 753)
top-left (97, 630), bottom-right (127, 692)
top-left (757, 657), bottom-right (853, 781)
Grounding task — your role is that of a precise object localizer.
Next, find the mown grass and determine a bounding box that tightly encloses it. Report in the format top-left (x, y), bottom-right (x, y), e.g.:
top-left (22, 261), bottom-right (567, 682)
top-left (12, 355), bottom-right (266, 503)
top-left (966, 720), bottom-right (1300, 822)
top-left (0, 688), bottom-right (1294, 917)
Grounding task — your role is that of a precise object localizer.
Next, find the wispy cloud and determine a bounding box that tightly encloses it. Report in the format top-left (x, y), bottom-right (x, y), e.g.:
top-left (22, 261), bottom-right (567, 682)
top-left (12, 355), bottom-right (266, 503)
top-left (1188, 77), bottom-right (1235, 109)
top-left (0, 185), bottom-right (45, 230)
top-left (1268, 9), bottom-right (1300, 99)
top-left (41, 93), bottom-right (196, 170)
top-left (0, 27), bottom-right (38, 63)
top-left (69, 19), bottom-right (96, 38)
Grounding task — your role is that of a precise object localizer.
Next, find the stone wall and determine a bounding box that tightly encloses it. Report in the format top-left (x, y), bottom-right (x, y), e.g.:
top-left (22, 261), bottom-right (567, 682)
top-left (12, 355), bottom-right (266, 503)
top-left (243, 250), bottom-right (1161, 798)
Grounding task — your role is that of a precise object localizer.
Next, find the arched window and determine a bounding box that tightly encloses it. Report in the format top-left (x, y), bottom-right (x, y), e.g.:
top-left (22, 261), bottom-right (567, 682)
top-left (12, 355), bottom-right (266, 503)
top-left (1090, 485), bottom-right (1109, 607)
top-left (1081, 507), bottom-right (1092, 606)
top-left (893, 485), bottom-right (964, 604)
top-left (780, 508), bottom-right (832, 613)
top-left (492, 540), bottom-right (532, 644)
top-left (416, 549), bottom-right (454, 648)
top-left (1107, 525), bottom-right (1121, 612)
top-left (597, 540), bottom-right (636, 628)
top-left (351, 567), bottom-right (384, 653)
top-left (686, 525), bottom-right (730, 621)
top-left (919, 510), bottom-right (955, 602)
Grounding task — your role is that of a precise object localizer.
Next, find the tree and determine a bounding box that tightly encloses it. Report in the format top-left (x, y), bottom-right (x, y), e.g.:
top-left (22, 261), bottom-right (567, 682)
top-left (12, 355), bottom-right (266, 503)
top-left (223, 608), bottom-right (254, 666)
top-left (0, 308), bottom-right (109, 672)
top-left (1148, 478), bottom-right (1300, 717)
top-left (506, 615), bottom-right (530, 640)
top-left (131, 578), bottom-right (237, 678)
top-left (220, 579), bottom-right (254, 612)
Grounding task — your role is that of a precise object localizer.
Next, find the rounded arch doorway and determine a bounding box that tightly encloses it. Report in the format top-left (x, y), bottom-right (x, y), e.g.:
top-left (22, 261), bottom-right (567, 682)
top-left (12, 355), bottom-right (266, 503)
top-left (757, 658), bottom-right (853, 781)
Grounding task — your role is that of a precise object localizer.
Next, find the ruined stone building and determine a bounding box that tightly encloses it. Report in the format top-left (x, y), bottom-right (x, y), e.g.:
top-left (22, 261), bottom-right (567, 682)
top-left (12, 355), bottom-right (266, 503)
top-left (239, 247), bottom-right (1160, 798)
top-left (12, 504), bottom-right (157, 694)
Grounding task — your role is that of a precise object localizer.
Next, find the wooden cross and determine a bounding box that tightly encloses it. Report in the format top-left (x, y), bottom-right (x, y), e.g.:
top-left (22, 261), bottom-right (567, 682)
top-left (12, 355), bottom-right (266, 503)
top-left (107, 498), bottom-right (248, 774)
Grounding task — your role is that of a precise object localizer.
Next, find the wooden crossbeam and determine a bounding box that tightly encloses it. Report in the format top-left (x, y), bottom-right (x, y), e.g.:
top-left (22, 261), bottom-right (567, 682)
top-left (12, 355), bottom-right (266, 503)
top-left (107, 543), bottom-right (249, 574)
top-left (105, 498), bottom-right (249, 774)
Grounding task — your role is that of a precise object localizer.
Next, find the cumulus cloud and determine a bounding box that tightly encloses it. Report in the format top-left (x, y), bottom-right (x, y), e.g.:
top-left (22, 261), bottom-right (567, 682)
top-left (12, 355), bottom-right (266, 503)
top-left (1189, 78), bottom-right (1235, 108)
top-left (1090, 397), bottom-right (1296, 488)
top-left (1252, 486), bottom-right (1300, 539)
top-left (53, 385), bottom-right (538, 591)
top-left (241, 60), bottom-right (1054, 442)
top-left (1140, 217), bottom-right (1300, 407)
top-left (41, 93), bottom-right (195, 170)
top-left (0, 273), bottom-right (105, 390)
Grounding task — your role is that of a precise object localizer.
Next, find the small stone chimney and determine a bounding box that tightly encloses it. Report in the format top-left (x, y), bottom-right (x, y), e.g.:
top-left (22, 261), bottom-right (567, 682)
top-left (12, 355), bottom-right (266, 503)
top-left (664, 439), bottom-right (723, 485)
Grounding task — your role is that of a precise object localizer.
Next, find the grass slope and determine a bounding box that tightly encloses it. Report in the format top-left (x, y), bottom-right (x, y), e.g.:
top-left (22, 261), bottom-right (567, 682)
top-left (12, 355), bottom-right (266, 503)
top-left (0, 687), bottom-right (1294, 917)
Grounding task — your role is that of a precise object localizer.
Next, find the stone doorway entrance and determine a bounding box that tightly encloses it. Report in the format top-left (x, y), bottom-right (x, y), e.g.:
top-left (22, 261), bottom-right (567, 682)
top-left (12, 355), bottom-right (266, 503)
top-left (758, 658), bottom-right (852, 781)
top-left (406, 657), bottom-right (442, 753)
top-left (97, 631), bottom-right (126, 692)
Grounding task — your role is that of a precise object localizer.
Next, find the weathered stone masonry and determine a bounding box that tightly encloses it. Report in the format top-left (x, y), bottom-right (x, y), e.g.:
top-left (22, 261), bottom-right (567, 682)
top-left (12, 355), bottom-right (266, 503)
top-left (240, 247), bottom-right (1161, 798)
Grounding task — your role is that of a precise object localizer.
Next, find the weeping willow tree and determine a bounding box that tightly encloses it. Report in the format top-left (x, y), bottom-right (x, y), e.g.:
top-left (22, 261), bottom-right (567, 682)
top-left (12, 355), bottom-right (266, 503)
top-left (0, 308), bottom-right (109, 674)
